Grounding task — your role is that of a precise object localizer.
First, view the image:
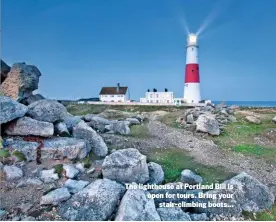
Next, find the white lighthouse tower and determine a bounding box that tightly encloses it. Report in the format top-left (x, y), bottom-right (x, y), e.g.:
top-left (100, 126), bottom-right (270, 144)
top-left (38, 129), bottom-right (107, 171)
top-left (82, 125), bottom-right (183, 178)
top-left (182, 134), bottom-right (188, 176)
top-left (184, 33), bottom-right (201, 103)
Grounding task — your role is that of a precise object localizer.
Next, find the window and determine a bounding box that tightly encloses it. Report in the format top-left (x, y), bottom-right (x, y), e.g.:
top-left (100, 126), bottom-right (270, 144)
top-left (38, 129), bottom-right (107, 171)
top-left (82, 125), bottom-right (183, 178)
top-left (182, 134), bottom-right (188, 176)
top-left (111, 95), bottom-right (114, 97)
top-left (156, 100), bottom-right (159, 103)
top-left (150, 100), bottom-right (153, 103)
top-left (150, 94), bottom-right (153, 98)
top-left (156, 94), bottom-right (159, 98)
top-left (167, 100), bottom-right (169, 103)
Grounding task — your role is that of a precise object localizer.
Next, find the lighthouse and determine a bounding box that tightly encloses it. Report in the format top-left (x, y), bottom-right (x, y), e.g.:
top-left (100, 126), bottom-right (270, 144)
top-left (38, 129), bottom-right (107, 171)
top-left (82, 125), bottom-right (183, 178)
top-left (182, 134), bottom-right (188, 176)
top-left (184, 33), bottom-right (201, 103)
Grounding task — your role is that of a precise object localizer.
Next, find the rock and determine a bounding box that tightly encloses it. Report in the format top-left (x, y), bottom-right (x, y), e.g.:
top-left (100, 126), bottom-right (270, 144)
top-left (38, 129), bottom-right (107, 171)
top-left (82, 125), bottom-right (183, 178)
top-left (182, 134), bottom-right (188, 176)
top-left (27, 99), bottom-right (67, 123)
top-left (21, 216), bottom-right (36, 221)
top-left (23, 93), bottom-right (45, 105)
top-left (54, 121), bottom-right (70, 136)
top-left (115, 188), bottom-right (161, 221)
top-left (63, 114), bottom-right (82, 133)
top-left (0, 96), bottom-right (28, 124)
top-left (272, 116), bottom-right (276, 124)
top-left (196, 172), bottom-right (275, 216)
top-left (147, 162), bottom-right (164, 185)
top-left (186, 114), bottom-right (194, 124)
top-left (105, 121), bottom-right (130, 135)
top-left (196, 114), bottom-right (220, 135)
top-left (84, 116), bottom-right (110, 133)
top-left (58, 179), bottom-right (125, 221)
top-left (75, 163), bottom-right (85, 173)
top-left (102, 148), bottom-right (149, 184)
top-left (40, 169), bottom-right (59, 183)
top-left (3, 139), bottom-right (39, 161)
top-left (63, 165), bottom-right (79, 178)
top-left (228, 115), bottom-right (237, 122)
top-left (0, 162), bottom-right (3, 169)
top-left (220, 109), bottom-right (229, 116)
top-left (125, 117), bottom-right (140, 126)
top-left (189, 213), bottom-right (208, 221)
top-left (157, 207), bottom-right (191, 221)
top-left (0, 209), bottom-right (7, 218)
top-left (18, 202), bottom-right (34, 213)
top-left (1, 63), bottom-right (41, 100)
top-left (5, 117), bottom-right (54, 137)
top-left (0, 59), bottom-right (10, 81)
top-left (64, 179), bottom-right (89, 194)
top-left (16, 178), bottom-right (43, 188)
top-left (72, 121), bottom-right (108, 157)
top-left (3, 165), bottom-right (23, 180)
top-left (245, 116), bottom-right (261, 124)
top-left (41, 188), bottom-right (71, 205)
top-left (42, 137), bottom-right (89, 160)
top-left (180, 169), bottom-right (203, 185)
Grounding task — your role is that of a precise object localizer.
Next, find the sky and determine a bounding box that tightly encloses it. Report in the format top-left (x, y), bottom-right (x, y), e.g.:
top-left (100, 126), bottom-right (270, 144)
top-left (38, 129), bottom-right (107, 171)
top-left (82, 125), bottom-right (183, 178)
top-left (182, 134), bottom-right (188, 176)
top-left (1, 0), bottom-right (276, 101)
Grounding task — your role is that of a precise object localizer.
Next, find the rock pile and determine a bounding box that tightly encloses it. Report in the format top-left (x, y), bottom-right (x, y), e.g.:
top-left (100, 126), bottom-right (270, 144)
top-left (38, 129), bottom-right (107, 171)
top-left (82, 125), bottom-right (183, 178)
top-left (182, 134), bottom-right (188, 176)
top-left (176, 104), bottom-right (238, 135)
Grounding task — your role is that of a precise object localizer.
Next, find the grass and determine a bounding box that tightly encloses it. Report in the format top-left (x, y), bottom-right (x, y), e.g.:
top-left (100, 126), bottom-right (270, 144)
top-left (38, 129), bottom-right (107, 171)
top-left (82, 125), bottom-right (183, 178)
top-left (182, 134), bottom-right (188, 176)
top-left (243, 204), bottom-right (276, 221)
top-left (147, 147), bottom-right (235, 184)
top-left (129, 124), bottom-right (150, 138)
top-left (53, 164), bottom-right (63, 176)
top-left (66, 103), bottom-right (187, 116)
top-left (12, 150), bottom-right (26, 161)
top-left (0, 149), bottom-right (10, 158)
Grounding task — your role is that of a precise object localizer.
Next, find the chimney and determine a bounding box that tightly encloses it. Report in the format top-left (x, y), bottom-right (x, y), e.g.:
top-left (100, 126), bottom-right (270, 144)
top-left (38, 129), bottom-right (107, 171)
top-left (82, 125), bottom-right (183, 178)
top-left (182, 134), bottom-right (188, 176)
top-left (117, 83), bottom-right (120, 93)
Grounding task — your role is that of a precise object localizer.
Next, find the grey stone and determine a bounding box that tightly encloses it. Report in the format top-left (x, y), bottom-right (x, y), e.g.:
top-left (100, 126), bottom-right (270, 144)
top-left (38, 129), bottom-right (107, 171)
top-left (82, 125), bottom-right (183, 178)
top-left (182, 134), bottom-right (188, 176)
top-left (58, 179), bottom-right (125, 221)
top-left (27, 99), bottom-right (67, 123)
top-left (180, 169), bottom-right (203, 185)
top-left (245, 116), bottom-right (261, 124)
top-left (196, 114), bottom-right (220, 135)
top-left (64, 179), bottom-right (89, 194)
top-left (157, 207), bottom-right (191, 221)
top-left (220, 109), bottom-right (229, 116)
top-left (63, 114), bottom-right (82, 133)
top-left (54, 121), bottom-right (70, 136)
top-left (125, 117), bottom-right (140, 126)
top-left (272, 116), bottom-right (276, 124)
top-left (0, 209), bottom-right (7, 218)
top-left (75, 163), bottom-right (85, 173)
top-left (3, 139), bottom-right (39, 161)
top-left (196, 172), bottom-right (275, 216)
top-left (3, 165), bottom-right (23, 180)
top-left (1, 59), bottom-right (10, 81)
top-left (21, 93), bottom-right (45, 105)
top-left (21, 216), bottom-right (36, 221)
top-left (42, 137), bottom-right (89, 160)
top-left (190, 213), bottom-right (208, 221)
top-left (102, 148), bottom-right (149, 184)
top-left (115, 188), bottom-right (161, 221)
top-left (18, 202), bottom-right (34, 213)
top-left (1, 62), bottom-right (41, 100)
top-left (5, 117), bottom-right (54, 137)
top-left (0, 162), bottom-right (3, 170)
top-left (148, 162), bottom-right (164, 185)
top-left (40, 188), bottom-right (71, 205)
top-left (40, 169), bottom-right (59, 183)
top-left (16, 178), bottom-right (43, 188)
top-left (0, 96), bottom-right (28, 124)
top-left (228, 115), bottom-right (237, 122)
top-left (105, 121), bottom-right (130, 135)
top-left (72, 121), bottom-right (108, 157)
top-left (186, 114), bottom-right (194, 124)
top-left (63, 165), bottom-right (79, 178)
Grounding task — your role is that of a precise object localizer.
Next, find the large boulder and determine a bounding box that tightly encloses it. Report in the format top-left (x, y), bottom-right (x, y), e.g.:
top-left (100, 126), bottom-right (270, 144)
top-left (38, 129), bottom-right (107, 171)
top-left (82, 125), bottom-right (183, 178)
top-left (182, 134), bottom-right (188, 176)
top-left (3, 165), bottom-right (23, 180)
top-left (245, 116), bottom-right (261, 124)
top-left (63, 113), bottom-right (82, 133)
top-left (42, 137), bottom-right (89, 160)
top-left (21, 93), bottom-right (45, 105)
top-left (125, 117), bottom-right (140, 126)
top-left (27, 99), bottom-right (67, 123)
top-left (59, 179), bottom-right (126, 221)
top-left (180, 169), bottom-right (203, 185)
top-left (40, 188), bottom-right (71, 206)
top-left (115, 188), bottom-right (161, 221)
top-left (84, 116), bottom-right (110, 133)
top-left (157, 207), bottom-right (191, 221)
top-left (1, 63), bottom-right (41, 100)
top-left (147, 162), bottom-right (164, 185)
top-left (105, 121), bottom-right (130, 135)
top-left (73, 121), bottom-right (108, 157)
top-left (196, 172), bottom-right (275, 216)
top-left (0, 60), bottom-right (11, 81)
top-left (196, 114), bottom-right (220, 135)
top-left (5, 117), bottom-right (54, 137)
top-left (0, 96), bottom-right (28, 124)
top-left (102, 148), bottom-right (149, 184)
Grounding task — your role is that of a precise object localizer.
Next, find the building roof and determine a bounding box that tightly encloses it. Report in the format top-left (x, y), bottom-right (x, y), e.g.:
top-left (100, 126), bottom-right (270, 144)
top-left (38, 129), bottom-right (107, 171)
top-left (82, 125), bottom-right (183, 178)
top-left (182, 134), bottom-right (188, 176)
top-left (99, 87), bottom-right (128, 95)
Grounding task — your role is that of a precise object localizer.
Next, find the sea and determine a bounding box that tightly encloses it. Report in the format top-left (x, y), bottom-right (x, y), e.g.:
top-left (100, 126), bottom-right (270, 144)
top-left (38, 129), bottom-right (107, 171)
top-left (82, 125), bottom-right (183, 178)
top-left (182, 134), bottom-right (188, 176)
top-left (212, 101), bottom-right (276, 108)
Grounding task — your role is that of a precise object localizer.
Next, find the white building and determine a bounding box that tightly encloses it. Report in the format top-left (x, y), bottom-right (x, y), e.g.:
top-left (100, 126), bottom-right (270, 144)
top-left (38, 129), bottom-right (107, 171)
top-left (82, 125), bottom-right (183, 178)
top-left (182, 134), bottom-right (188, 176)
top-left (99, 83), bottom-right (128, 102)
top-left (140, 90), bottom-right (174, 104)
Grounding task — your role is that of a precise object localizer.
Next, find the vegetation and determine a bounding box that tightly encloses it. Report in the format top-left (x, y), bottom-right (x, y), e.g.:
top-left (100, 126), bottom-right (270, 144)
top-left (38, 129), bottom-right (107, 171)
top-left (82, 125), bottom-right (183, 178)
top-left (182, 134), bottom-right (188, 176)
top-left (147, 148), bottom-right (235, 184)
top-left (12, 150), bottom-right (26, 161)
top-left (243, 204), bottom-right (276, 221)
top-left (129, 124), bottom-right (149, 138)
top-left (53, 164), bottom-right (63, 176)
top-left (0, 149), bottom-right (10, 158)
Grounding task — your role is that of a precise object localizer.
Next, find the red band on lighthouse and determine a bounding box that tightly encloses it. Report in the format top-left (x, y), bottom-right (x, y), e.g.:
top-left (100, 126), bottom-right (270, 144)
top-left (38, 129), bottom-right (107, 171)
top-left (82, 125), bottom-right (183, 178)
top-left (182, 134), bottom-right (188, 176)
top-left (185, 64), bottom-right (200, 83)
